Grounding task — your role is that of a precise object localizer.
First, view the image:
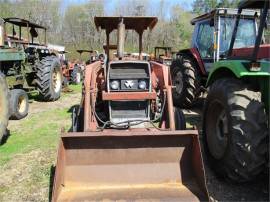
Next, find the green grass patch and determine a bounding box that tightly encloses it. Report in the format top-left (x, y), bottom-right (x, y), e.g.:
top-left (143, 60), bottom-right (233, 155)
top-left (68, 83), bottom-right (82, 93)
top-left (0, 108), bottom-right (72, 165)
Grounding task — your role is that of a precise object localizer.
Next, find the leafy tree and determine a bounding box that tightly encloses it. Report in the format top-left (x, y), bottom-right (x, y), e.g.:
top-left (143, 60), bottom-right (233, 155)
top-left (192, 0), bottom-right (241, 14)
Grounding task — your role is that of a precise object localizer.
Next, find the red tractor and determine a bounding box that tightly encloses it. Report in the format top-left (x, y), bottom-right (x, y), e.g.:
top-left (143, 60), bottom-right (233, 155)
top-left (52, 16), bottom-right (209, 201)
top-left (77, 49), bottom-right (99, 65)
top-left (171, 8), bottom-right (260, 108)
top-left (59, 51), bottom-right (81, 85)
top-left (154, 46), bottom-right (173, 66)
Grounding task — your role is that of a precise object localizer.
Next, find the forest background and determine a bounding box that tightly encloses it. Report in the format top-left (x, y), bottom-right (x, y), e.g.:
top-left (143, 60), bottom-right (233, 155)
top-left (0, 0), bottom-right (241, 58)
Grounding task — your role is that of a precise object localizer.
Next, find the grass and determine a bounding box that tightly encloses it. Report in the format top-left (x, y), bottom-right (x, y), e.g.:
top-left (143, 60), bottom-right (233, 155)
top-left (65, 82), bottom-right (82, 93)
top-left (0, 84), bottom-right (81, 202)
top-left (0, 108), bottom-right (70, 165)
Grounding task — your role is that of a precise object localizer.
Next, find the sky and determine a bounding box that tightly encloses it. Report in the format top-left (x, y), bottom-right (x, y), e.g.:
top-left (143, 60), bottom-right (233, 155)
top-left (62, 0), bottom-right (195, 13)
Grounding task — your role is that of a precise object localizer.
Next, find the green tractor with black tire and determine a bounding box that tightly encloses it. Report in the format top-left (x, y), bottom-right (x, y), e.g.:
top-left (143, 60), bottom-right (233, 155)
top-left (171, 7), bottom-right (260, 108)
top-left (203, 0), bottom-right (269, 182)
top-left (0, 73), bottom-right (9, 142)
top-left (0, 18), bottom-right (62, 120)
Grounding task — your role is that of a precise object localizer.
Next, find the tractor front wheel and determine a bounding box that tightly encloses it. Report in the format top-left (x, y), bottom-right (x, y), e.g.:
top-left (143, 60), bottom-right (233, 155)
top-left (203, 78), bottom-right (268, 182)
top-left (37, 56), bottom-right (62, 101)
top-left (9, 89), bottom-right (29, 120)
top-left (171, 55), bottom-right (199, 108)
top-left (0, 73), bottom-right (9, 142)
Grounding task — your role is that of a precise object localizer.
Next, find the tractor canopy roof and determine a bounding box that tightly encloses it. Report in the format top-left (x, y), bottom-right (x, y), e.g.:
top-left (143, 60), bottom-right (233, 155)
top-left (191, 8), bottom-right (257, 25)
top-left (3, 17), bottom-right (46, 29)
top-left (239, 0), bottom-right (267, 9)
top-left (94, 16), bottom-right (158, 33)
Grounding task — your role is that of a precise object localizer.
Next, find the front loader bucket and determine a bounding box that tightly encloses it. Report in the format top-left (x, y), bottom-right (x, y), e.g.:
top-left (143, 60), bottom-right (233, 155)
top-left (52, 130), bottom-right (209, 202)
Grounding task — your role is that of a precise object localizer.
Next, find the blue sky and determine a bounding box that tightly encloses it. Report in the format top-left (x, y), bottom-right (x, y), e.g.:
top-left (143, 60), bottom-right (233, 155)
top-left (62, 0), bottom-right (194, 12)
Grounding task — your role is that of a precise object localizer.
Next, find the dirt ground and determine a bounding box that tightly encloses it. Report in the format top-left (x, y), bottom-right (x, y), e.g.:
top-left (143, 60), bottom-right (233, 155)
top-left (1, 88), bottom-right (269, 202)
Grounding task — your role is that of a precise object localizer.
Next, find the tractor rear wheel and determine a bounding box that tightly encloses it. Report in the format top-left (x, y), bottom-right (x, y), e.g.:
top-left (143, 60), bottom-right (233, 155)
top-left (0, 73), bottom-right (9, 142)
top-left (9, 89), bottom-right (29, 120)
top-left (171, 55), bottom-right (199, 108)
top-left (71, 65), bottom-right (81, 84)
top-left (37, 56), bottom-right (62, 101)
top-left (203, 78), bottom-right (268, 182)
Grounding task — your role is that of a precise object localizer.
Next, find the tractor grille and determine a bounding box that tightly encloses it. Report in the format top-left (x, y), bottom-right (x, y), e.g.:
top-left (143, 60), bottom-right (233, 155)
top-left (108, 61), bottom-right (151, 124)
top-left (108, 62), bottom-right (150, 92)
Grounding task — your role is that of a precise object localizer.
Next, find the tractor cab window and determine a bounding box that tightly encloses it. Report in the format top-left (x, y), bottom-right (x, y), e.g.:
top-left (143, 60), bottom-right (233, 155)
top-left (219, 17), bottom-right (256, 56)
top-left (263, 10), bottom-right (270, 43)
top-left (196, 21), bottom-right (214, 58)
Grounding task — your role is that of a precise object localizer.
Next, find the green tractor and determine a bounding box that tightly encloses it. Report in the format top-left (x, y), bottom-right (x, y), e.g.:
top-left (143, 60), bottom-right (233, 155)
top-left (203, 0), bottom-right (269, 182)
top-left (0, 72), bottom-right (9, 142)
top-left (0, 18), bottom-right (62, 120)
top-left (171, 7), bottom-right (259, 108)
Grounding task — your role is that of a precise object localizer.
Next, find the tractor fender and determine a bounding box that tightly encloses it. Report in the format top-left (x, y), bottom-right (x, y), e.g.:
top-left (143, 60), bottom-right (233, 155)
top-left (206, 60), bottom-right (270, 87)
top-left (178, 48), bottom-right (207, 76)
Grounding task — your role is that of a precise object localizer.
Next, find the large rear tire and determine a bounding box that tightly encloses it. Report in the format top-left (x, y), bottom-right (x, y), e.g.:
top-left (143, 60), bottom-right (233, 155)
top-left (203, 78), bottom-right (268, 182)
top-left (0, 73), bottom-right (9, 142)
top-left (9, 89), bottom-right (29, 120)
top-left (37, 56), bottom-right (62, 101)
top-left (171, 55), bottom-right (200, 108)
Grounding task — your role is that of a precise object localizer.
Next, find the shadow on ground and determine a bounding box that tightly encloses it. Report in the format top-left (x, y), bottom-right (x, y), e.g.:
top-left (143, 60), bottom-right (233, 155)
top-left (49, 165), bottom-right (56, 202)
top-left (0, 129), bottom-right (10, 145)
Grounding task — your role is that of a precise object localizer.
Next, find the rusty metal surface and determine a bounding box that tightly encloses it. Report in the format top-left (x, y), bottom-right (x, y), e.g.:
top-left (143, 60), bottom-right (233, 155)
top-left (83, 61), bottom-right (102, 131)
top-left (95, 16), bottom-right (158, 33)
top-left (150, 61), bottom-right (175, 129)
top-left (52, 130), bottom-right (209, 202)
top-left (102, 91), bottom-right (157, 101)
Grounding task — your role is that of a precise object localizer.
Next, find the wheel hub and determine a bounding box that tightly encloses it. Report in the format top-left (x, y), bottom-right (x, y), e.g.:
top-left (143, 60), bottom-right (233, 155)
top-left (52, 69), bottom-right (61, 93)
top-left (76, 72), bottom-right (81, 83)
top-left (206, 101), bottom-right (229, 160)
top-left (173, 71), bottom-right (183, 95)
top-left (216, 111), bottom-right (228, 140)
top-left (17, 95), bottom-right (27, 114)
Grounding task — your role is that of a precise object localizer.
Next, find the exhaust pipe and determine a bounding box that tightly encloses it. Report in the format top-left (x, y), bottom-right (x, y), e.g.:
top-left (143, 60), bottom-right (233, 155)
top-left (0, 19), bottom-right (5, 47)
top-left (117, 18), bottom-right (125, 59)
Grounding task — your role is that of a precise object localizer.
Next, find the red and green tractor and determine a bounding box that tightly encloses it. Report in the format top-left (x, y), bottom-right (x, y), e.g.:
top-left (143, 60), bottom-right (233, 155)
top-left (171, 6), bottom-right (260, 108)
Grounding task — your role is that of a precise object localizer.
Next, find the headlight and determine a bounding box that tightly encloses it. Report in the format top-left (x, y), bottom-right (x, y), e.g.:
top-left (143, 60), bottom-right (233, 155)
top-left (138, 80), bottom-right (147, 89)
top-left (165, 61), bottom-right (171, 66)
top-left (110, 80), bottom-right (119, 90)
top-left (41, 50), bottom-right (44, 53)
